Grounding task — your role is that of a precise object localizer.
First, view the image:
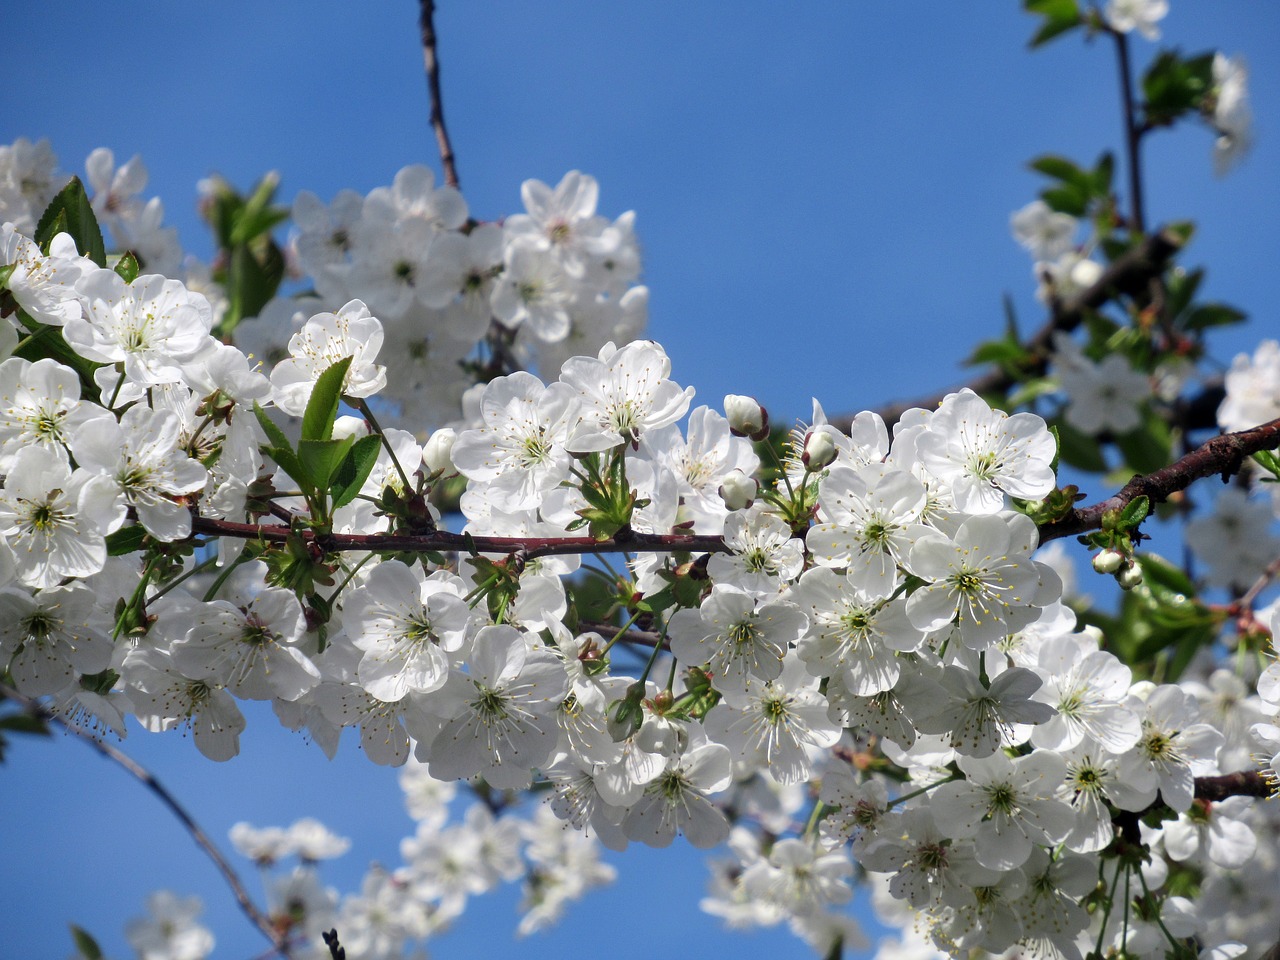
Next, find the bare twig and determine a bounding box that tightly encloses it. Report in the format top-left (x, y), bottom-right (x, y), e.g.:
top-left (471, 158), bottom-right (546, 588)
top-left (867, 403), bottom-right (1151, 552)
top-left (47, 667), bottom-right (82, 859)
top-left (840, 229), bottom-right (1185, 430)
top-left (0, 684), bottom-right (289, 958)
top-left (1112, 29), bottom-right (1145, 234)
top-left (1040, 415), bottom-right (1280, 542)
top-left (418, 0), bottom-right (460, 189)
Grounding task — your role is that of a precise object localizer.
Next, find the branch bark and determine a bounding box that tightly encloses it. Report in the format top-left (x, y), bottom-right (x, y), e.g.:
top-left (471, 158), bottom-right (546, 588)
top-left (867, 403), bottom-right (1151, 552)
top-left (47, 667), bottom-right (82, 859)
top-left (0, 685), bottom-right (289, 958)
top-left (418, 0), bottom-right (459, 189)
top-left (1040, 415), bottom-right (1280, 542)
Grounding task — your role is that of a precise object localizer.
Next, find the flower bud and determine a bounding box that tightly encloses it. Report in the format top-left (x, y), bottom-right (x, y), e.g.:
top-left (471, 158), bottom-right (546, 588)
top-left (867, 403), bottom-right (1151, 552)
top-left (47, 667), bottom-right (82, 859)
top-left (422, 428), bottom-right (457, 476)
top-left (801, 428), bottom-right (837, 471)
top-left (1092, 549), bottom-right (1124, 575)
top-left (331, 415), bottom-right (370, 441)
top-left (724, 394), bottom-right (769, 441)
top-left (719, 469), bottom-right (758, 510)
top-left (1117, 562), bottom-right (1144, 590)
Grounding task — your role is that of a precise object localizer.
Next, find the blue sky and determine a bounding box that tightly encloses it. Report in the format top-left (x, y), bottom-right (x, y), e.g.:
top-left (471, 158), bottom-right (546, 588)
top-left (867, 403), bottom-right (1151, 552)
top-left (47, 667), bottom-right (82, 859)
top-left (3, 3), bottom-right (1279, 958)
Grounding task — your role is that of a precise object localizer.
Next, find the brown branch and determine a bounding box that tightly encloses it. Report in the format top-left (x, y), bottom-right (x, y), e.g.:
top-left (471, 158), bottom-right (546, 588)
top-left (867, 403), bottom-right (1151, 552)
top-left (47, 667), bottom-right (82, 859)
top-left (1113, 29), bottom-right (1145, 234)
top-left (418, 0), bottom-right (459, 189)
top-left (835, 228), bottom-right (1185, 431)
top-left (1194, 769), bottom-right (1275, 803)
top-left (0, 685), bottom-right (289, 958)
top-left (190, 517), bottom-right (730, 561)
top-left (1040, 415), bottom-right (1280, 542)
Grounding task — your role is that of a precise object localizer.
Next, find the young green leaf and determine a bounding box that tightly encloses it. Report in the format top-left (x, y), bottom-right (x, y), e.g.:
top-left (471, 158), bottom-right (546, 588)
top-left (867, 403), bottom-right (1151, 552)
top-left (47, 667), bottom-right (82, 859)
top-left (299, 434), bottom-right (357, 491)
top-left (301, 356), bottom-right (354, 444)
top-left (34, 177), bottom-right (107, 266)
top-left (330, 433), bottom-right (384, 509)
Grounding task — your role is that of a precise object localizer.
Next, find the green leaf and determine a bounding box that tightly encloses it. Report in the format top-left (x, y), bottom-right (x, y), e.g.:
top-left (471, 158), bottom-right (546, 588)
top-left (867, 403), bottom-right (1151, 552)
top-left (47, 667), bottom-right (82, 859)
top-left (106, 524), bottom-right (148, 556)
top-left (1118, 494), bottom-right (1150, 529)
top-left (113, 251), bottom-right (139, 283)
top-left (1114, 410), bottom-right (1172, 475)
top-left (0, 712), bottom-right (51, 736)
top-left (330, 434), bottom-right (384, 509)
top-left (967, 338), bottom-right (1029, 368)
top-left (252, 402), bottom-right (311, 494)
top-left (34, 177), bottom-right (106, 266)
top-left (299, 434), bottom-right (356, 491)
top-left (1024, 0), bottom-right (1082, 47)
top-left (222, 240), bottom-right (286, 335)
top-left (301, 356), bottom-right (353, 444)
top-left (1142, 51), bottom-right (1216, 125)
top-left (1029, 154), bottom-right (1090, 188)
top-left (1092, 151), bottom-right (1115, 194)
top-left (1164, 266), bottom-right (1204, 319)
top-left (69, 925), bottom-right (104, 960)
top-left (1040, 184), bottom-right (1088, 217)
top-left (1181, 303), bottom-right (1246, 332)
top-left (1137, 553), bottom-right (1196, 598)
top-left (1053, 417), bottom-right (1108, 473)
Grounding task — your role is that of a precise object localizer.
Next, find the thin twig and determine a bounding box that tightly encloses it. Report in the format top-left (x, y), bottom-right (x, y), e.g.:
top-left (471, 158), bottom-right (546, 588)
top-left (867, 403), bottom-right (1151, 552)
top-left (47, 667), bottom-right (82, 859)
top-left (418, 0), bottom-right (459, 189)
top-left (1113, 29), bottom-right (1145, 234)
top-left (1040, 415), bottom-right (1280, 542)
top-left (0, 684), bottom-right (289, 958)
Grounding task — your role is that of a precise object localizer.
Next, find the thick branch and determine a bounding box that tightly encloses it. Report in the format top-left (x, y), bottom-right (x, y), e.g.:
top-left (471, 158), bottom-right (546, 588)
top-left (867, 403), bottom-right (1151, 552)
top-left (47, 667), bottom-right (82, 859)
top-left (0, 685), bottom-right (288, 957)
top-left (190, 517), bottom-right (730, 561)
top-left (418, 0), bottom-right (459, 189)
top-left (1195, 769), bottom-right (1275, 803)
top-left (836, 229), bottom-right (1185, 431)
top-left (1040, 415), bottom-right (1280, 542)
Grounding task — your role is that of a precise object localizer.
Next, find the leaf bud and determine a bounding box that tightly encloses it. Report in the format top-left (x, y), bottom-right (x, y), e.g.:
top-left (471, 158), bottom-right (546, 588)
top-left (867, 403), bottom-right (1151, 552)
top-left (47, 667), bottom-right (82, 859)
top-left (422, 428), bottom-right (457, 476)
top-left (802, 428), bottom-right (838, 471)
top-left (719, 469), bottom-right (758, 510)
top-left (724, 394), bottom-right (769, 441)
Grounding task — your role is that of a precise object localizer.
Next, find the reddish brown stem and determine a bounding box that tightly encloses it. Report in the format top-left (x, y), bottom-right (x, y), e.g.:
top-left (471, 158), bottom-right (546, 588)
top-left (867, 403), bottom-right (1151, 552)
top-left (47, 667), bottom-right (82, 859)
top-left (418, 0), bottom-right (459, 189)
top-left (1040, 416), bottom-right (1280, 542)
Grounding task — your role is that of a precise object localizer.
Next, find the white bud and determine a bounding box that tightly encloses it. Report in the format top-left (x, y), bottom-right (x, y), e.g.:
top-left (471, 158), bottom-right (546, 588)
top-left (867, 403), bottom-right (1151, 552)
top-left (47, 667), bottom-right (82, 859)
top-left (1117, 563), bottom-right (1144, 590)
top-left (724, 394), bottom-right (769, 441)
top-left (719, 469), bottom-right (759, 510)
top-left (1092, 549), bottom-right (1124, 575)
top-left (331, 415), bottom-right (370, 441)
top-left (802, 428), bottom-right (837, 471)
top-left (422, 428), bottom-right (457, 475)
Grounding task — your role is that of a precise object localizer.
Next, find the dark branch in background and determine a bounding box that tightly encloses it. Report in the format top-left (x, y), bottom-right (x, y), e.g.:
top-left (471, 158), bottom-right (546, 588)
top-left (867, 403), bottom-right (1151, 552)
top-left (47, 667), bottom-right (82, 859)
top-left (838, 229), bottom-right (1185, 431)
top-left (1040, 415), bottom-right (1280, 542)
top-left (1113, 29), bottom-right (1146, 233)
top-left (418, 0), bottom-right (459, 189)
top-left (0, 685), bottom-right (289, 958)
top-left (1195, 770), bottom-right (1275, 803)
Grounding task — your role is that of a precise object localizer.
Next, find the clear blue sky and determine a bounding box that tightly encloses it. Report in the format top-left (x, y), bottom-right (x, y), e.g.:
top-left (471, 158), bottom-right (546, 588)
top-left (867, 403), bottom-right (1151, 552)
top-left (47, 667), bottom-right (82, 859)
top-left (2, 3), bottom-right (1278, 958)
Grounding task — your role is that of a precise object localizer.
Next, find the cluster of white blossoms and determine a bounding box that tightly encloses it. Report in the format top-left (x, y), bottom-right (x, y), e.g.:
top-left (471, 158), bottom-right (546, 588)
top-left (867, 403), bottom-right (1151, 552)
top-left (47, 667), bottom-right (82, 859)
top-left (3, 140), bottom-right (1280, 960)
top-left (245, 165), bottom-right (647, 427)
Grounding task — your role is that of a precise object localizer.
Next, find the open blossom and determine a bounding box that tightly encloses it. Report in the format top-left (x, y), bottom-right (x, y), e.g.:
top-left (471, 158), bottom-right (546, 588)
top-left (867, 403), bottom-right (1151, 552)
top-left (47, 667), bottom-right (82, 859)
top-left (428, 625), bottom-right (569, 788)
top-left (0, 582), bottom-right (113, 696)
top-left (0, 226), bottom-right (89, 326)
top-left (450, 371), bottom-right (579, 511)
top-left (915, 389), bottom-right (1056, 514)
top-left (0, 445), bottom-right (123, 588)
top-left (1010, 200), bottom-right (1077, 260)
top-left (70, 404), bottom-right (208, 541)
top-left (66, 270), bottom-right (214, 386)
top-left (269, 299), bottom-right (387, 416)
top-left (342, 560), bottom-right (472, 701)
top-left (559, 340), bottom-right (695, 452)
